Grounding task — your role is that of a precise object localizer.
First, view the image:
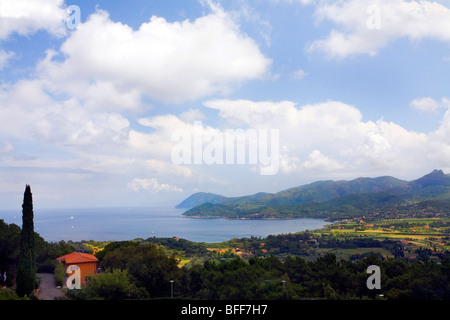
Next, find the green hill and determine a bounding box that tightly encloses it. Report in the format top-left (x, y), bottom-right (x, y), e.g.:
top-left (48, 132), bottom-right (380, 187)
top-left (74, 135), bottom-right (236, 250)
top-left (182, 192), bottom-right (405, 220)
top-left (180, 170), bottom-right (450, 220)
top-left (176, 191), bottom-right (273, 209)
top-left (176, 192), bottom-right (227, 209)
top-left (260, 176), bottom-right (407, 206)
top-left (178, 176), bottom-right (406, 209)
top-left (391, 169), bottom-right (450, 202)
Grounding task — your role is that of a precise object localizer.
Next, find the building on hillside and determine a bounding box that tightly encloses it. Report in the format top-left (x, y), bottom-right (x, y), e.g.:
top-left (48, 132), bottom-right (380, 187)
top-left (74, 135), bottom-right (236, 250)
top-left (57, 252), bottom-right (99, 287)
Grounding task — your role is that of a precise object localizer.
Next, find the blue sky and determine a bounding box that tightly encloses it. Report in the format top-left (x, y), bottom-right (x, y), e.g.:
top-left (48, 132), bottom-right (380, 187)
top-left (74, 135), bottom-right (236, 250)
top-left (1, 0), bottom-right (450, 209)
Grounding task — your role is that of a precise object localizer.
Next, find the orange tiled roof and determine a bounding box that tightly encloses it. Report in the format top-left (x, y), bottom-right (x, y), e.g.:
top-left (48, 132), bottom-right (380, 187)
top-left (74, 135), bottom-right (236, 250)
top-left (57, 252), bottom-right (99, 264)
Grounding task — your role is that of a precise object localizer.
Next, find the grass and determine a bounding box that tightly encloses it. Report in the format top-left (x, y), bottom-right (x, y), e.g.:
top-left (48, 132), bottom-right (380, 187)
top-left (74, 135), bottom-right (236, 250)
top-left (178, 259), bottom-right (191, 268)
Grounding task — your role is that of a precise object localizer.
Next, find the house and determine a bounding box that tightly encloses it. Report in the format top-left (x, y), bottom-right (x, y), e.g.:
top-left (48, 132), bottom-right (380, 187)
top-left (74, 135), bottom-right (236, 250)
top-left (57, 252), bottom-right (99, 287)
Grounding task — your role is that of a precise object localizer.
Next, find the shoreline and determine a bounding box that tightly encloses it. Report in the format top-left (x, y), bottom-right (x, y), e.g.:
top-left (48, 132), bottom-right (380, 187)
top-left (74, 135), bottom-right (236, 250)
top-left (181, 214), bottom-right (334, 222)
top-left (1, 207), bottom-right (333, 243)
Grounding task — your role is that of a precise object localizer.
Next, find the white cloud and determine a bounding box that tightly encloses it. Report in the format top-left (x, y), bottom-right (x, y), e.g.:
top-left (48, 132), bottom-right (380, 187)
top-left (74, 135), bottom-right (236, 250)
top-left (179, 109), bottom-right (206, 122)
top-left (0, 141), bottom-right (14, 153)
top-left (145, 159), bottom-right (193, 178)
top-left (0, 79), bottom-right (130, 151)
top-left (3, 1), bottom-right (450, 207)
top-left (127, 178), bottom-right (183, 193)
top-left (0, 3), bottom-right (276, 207)
top-left (432, 106), bottom-right (450, 146)
top-left (0, 0), bottom-right (67, 40)
top-left (37, 7), bottom-right (271, 105)
top-left (307, 0), bottom-right (450, 58)
top-left (5, 73), bottom-right (443, 181)
top-left (410, 97), bottom-right (450, 112)
top-left (302, 149), bottom-right (343, 171)
top-left (0, 50), bottom-right (14, 69)
top-left (2, 91), bottom-right (450, 205)
top-left (202, 99), bottom-right (435, 175)
top-left (291, 68), bottom-right (308, 80)
top-left (270, 0), bottom-right (314, 4)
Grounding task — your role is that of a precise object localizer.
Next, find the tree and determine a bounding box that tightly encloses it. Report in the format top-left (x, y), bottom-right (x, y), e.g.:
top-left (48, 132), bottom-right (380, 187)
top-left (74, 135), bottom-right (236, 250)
top-left (16, 185), bottom-right (36, 297)
top-left (83, 269), bottom-right (147, 300)
top-left (0, 220), bottom-right (21, 287)
top-left (101, 243), bottom-right (180, 297)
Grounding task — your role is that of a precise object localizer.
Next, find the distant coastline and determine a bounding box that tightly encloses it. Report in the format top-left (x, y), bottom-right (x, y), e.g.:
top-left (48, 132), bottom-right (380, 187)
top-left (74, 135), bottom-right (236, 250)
top-left (182, 214), bottom-right (325, 221)
top-left (178, 170), bottom-right (450, 221)
top-left (0, 206), bottom-right (331, 243)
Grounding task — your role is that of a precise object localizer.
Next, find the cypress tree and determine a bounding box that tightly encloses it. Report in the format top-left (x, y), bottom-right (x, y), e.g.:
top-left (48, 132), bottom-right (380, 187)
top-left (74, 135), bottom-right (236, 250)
top-left (16, 185), bottom-right (36, 297)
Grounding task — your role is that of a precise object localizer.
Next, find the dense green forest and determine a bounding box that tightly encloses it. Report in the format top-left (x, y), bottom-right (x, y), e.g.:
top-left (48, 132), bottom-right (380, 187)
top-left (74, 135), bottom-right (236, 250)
top-left (182, 195), bottom-right (450, 220)
top-left (72, 241), bottom-right (450, 300)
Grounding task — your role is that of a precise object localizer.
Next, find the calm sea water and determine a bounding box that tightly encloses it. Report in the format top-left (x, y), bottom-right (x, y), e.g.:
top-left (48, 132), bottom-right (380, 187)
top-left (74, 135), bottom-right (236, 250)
top-left (0, 206), bottom-right (332, 243)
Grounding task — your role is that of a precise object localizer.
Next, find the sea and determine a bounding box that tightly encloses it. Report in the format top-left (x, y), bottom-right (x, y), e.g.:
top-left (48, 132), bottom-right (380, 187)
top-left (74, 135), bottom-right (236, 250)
top-left (0, 206), bottom-right (332, 243)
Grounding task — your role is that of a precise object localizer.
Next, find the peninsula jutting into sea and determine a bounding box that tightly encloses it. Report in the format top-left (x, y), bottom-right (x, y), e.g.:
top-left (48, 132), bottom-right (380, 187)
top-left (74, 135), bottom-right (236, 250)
top-left (179, 170), bottom-right (450, 220)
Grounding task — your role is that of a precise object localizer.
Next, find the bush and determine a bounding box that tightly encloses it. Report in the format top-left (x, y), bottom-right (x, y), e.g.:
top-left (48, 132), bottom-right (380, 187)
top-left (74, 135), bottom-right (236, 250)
top-left (54, 261), bottom-right (66, 287)
top-left (83, 269), bottom-right (148, 300)
top-left (102, 243), bottom-right (179, 297)
top-left (34, 274), bottom-right (41, 290)
top-left (0, 288), bottom-right (28, 300)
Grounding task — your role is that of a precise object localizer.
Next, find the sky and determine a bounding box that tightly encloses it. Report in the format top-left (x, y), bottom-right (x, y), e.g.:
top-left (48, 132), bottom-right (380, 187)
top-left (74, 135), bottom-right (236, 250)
top-left (1, 0), bottom-right (450, 210)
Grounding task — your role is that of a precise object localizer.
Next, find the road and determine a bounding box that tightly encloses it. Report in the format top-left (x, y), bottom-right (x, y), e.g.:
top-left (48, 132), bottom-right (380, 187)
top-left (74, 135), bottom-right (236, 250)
top-left (37, 273), bottom-right (67, 300)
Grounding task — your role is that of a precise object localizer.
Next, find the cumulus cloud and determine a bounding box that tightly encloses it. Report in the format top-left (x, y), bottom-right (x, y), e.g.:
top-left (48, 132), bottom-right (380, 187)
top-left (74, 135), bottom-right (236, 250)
top-left (3, 0), bottom-right (450, 207)
top-left (270, 0), bottom-right (314, 4)
top-left (179, 109), bottom-right (206, 123)
top-left (202, 99), bottom-right (440, 176)
top-left (0, 79), bottom-right (130, 150)
top-left (410, 97), bottom-right (450, 113)
top-left (291, 68), bottom-right (308, 80)
top-left (0, 50), bottom-right (14, 69)
top-left (0, 0), bottom-right (67, 40)
top-left (37, 7), bottom-right (271, 105)
top-left (127, 178), bottom-right (183, 193)
top-left (0, 2), bottom-right (275, 204)
top-left (302, 149), bottom-right (343, 171)
top-left (306, 0), bottom-right (450, 58)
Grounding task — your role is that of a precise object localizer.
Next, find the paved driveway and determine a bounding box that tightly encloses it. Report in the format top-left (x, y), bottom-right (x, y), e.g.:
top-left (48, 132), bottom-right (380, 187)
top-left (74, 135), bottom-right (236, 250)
top-left (37, 273), bottom-right (67, 300)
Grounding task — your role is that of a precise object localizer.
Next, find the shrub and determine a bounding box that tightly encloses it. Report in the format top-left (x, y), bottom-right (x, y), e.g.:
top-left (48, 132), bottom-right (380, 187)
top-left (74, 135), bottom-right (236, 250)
top-left (34, 274), bottom-right (41, 289)
top-left (83, 269), bottom-right (147, 300)
top-left (54, 261), bottom-right (66, 287)
top-left (0, 288), bottom-right (28, 300)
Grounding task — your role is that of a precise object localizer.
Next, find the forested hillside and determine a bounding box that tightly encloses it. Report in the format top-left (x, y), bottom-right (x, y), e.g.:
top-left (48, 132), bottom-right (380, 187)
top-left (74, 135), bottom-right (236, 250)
top-left (181, 170), bottom-right (450, 220)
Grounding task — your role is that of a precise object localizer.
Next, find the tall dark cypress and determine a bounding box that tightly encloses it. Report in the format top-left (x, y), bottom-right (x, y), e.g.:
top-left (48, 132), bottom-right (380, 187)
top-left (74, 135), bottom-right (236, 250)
top-left (16, 185), bottom-right (36, 297)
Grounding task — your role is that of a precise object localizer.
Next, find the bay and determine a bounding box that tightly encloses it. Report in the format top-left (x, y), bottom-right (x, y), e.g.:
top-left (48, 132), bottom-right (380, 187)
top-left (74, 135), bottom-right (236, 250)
top-left (0, 206), bottom-right (332, 243)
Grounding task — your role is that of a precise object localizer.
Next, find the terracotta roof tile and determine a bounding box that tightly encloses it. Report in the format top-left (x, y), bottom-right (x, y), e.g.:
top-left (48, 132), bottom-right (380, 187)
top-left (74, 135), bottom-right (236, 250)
top-left (57, 252), bottom-right (99, 264)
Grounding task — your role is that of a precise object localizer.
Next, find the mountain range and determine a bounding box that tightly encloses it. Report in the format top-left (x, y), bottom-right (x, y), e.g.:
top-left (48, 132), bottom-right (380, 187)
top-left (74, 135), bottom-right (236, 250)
top-left (178, 170), bottom-right (450, 220)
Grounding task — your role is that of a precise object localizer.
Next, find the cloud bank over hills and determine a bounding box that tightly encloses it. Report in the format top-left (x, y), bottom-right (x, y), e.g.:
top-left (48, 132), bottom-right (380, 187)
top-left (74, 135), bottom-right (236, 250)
top-left (1, 0), bottom-right (450, 208)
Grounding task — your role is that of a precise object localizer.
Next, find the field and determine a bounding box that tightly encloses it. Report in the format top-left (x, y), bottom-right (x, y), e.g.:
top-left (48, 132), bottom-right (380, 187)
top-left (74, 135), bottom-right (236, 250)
top-left (316, 247), bottom-right (393, 260)
top-left (312, 217), bottom-right (450, 259)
